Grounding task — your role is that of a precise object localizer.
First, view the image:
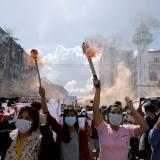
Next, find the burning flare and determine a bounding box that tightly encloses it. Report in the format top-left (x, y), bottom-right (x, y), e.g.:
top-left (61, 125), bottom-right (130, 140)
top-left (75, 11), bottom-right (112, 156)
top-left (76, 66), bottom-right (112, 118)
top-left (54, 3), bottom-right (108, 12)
top-left (82, 42), bottom-right (96, 58)
top-left (30, 49), bottom-right (42, 87)
top-left (30, 49), bottom-right (39, 58)
top-left (30, 49), bottom-right (41, 61)
top-left (82, 42), bottom-right (98, 80)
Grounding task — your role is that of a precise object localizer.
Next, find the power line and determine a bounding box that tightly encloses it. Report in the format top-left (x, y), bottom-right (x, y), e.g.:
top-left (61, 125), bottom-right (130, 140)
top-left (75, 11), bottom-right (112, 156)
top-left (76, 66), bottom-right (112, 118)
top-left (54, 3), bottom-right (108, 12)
top-left (43, 61), bottom-right (160, 66)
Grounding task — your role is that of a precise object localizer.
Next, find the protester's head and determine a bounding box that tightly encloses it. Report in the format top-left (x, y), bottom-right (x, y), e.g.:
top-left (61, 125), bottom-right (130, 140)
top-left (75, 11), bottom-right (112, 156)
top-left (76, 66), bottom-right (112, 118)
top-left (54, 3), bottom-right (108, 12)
top-left (62, 109), bottom-right (79, 143)
top-left (16, 106), bottom-right (39, 134)
top-left (107, 104), bottom-right (123, 126)
top-left (100, 105), bottom-right (108, 115)
top-left (31, 101), bottom-right (41, 112)
top-left (114, 101), bottom-right (122, 108)
top-left (7, 100), bottom-right (14, 107)
top-left (144, 102), bottom-right (156, 119)
top-left (63, 109), bottom-right (79, 128)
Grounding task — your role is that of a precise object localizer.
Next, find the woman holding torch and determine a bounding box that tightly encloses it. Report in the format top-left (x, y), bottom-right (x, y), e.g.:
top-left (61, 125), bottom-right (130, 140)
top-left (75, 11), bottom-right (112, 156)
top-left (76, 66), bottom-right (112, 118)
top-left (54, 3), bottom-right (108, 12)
top-left (39, 86), bottom-right (92, 160)
top-left (82, 42), bottom-right (148, 160)
top-left (92, 79), bottom-right (149, 160)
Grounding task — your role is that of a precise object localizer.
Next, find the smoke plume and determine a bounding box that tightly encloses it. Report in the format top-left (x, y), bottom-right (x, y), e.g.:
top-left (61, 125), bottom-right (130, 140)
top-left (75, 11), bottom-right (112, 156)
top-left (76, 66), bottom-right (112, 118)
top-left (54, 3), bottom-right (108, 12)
top-left (76, 63), bottom-right (137, 107)
top-left (100, 63), bottom-right (137, 106)
top-left (150, 87), bottom-right (160, 96)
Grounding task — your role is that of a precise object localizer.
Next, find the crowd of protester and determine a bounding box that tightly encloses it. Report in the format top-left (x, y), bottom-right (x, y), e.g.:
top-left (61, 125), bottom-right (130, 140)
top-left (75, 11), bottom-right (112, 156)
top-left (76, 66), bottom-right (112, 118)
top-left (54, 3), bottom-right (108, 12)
top-left (0, 79), bottom-right (160, 160)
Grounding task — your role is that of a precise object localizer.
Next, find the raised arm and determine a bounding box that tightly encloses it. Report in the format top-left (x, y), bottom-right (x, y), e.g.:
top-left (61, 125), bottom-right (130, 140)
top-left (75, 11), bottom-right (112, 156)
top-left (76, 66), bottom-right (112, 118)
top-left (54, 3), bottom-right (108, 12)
top-left (39, 114), bottom-right (60, 160)
top-left (137, 97), bottom-right (145, 116)
top-left (39, 87), bottom-right (61, 143)
top-left (93, 79), bottom-right (103, 127)
top-left (125, 97), bottom-right (149, 137)
top-left (39, 87), bottom-right (49, 114)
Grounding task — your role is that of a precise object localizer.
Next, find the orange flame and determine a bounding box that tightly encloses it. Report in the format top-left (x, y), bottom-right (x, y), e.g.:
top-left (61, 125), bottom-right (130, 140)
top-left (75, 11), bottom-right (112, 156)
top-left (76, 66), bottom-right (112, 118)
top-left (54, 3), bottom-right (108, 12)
top-left (25, 49), bottom-right (42, 68)
top-left (82, 42), bottom-right (96, 58)
top-left (30, 49), bottom-right (41, 63)
top-left (30, 49), bottom-right (40, 59)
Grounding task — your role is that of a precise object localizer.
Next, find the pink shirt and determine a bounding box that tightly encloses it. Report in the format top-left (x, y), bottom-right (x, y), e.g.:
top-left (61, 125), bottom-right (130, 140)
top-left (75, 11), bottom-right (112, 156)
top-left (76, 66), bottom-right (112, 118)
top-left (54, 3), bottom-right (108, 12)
top-left (97, 121), bottom-right (136, 160)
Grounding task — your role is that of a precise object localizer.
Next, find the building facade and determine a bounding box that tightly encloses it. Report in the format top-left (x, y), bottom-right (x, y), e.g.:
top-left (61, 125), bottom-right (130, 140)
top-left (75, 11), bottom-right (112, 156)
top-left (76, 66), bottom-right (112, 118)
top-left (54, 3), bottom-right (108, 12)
top-left (99, 46), bottom-right (118, 87)
top-left (99, 23), bottom-right (160, 98)
top-left (0, 27), bottom-right (68, 98)
top-left (0, 27), bottom-right (37, 97)
top-left (99, 47), bottom-right (133, 88)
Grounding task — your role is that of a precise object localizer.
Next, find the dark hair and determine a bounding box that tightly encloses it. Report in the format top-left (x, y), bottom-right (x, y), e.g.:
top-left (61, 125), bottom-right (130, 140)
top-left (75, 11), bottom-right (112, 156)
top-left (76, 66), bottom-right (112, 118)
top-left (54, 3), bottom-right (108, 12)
top-left (144, 102), bottom-right (156, 114)
top-left (107, 104), bottom-right (123, 114)
top-left (62, 109), bottom-right (79, 143)
top-left (7, 100), bottom-right (13, 107)
top-left (114, 101), bottom-right (122, 107)
top-left (107, 104), bottom-right (123, 123)
top-left (18, 106), bottom-right (39, 131)
top-left (31, 101), bottom-right (41, 111)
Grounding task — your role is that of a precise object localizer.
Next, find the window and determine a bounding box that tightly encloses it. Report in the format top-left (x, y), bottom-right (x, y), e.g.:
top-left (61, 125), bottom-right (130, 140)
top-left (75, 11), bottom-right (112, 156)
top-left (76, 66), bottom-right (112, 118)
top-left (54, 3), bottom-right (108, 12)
top-left (149, 71), bottom-right (158, 81)
top-left (154, 58), bottom-right (160, 64)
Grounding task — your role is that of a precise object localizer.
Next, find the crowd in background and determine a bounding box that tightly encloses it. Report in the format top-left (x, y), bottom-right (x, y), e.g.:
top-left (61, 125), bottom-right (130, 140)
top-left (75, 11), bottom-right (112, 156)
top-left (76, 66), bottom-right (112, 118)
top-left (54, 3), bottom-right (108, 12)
top-left (0, 80), bottom-right (160, 160)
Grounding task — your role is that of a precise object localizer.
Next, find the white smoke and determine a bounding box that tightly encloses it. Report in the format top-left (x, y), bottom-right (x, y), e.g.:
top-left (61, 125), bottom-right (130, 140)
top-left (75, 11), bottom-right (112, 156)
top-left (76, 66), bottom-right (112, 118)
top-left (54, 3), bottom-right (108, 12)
top-left (64, 78), bottom-right (93, 96)
top-left (100, 63), bottom-right (137, 106)
top-left (79, 63), bottom-right (137, 107)
top-left (145, 17), bottom-right (160, 29)
top-left (40, 45), bottom-right (98, 96)
top-left (85, 35), bottom-right (107, 54)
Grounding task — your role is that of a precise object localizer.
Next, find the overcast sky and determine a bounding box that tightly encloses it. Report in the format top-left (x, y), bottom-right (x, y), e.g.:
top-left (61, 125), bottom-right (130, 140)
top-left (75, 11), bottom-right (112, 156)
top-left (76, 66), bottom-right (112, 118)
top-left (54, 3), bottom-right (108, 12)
top-left (1, 0), bottom-right (160, 96)
top-left (1, 0), bottom-right (160, 54)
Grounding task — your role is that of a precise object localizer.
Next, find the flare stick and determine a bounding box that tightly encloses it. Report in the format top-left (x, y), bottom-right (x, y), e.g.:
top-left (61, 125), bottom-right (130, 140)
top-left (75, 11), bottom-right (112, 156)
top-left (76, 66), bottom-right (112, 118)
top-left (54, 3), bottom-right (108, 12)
top-left (30, 49), bottom-right (42, 87)
top-left (87, 57), bottom-right (98, 80)
top-left (82, 42), bottom-right (98, 80)
top-left (34, 58), bottom-right (42, 87)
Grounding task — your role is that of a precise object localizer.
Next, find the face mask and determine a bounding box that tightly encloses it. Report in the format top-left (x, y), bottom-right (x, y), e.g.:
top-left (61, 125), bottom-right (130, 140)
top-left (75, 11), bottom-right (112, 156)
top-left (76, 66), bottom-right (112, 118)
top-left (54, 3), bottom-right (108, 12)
top-left (87, 111), bottom-right (93, 120)
top-left (109, 113), bottom-right (122, 126)
top-left (65, 117), bottom-right (76, 126)
top-left (78, 117), bottom-right (86, 128)
top-left (16, 119), bottom-right (32, 133)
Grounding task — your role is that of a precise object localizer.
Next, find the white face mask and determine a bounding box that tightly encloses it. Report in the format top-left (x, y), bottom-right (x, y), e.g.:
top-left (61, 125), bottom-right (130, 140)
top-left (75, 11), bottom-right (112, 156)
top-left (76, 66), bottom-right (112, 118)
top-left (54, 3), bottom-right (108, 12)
top-left (87, 111), bottom-right (93, 120)
top-left (109, 113), bottom-right (122, 126)
top-left (78, 117), bottom-right (86, 128)
top-left (16, 119), bottom-right (32, 133)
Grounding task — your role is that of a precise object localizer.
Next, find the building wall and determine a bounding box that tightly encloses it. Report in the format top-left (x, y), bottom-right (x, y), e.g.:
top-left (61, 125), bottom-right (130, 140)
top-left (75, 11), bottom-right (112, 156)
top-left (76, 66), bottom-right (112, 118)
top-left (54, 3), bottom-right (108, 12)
top-left (99, 47), bottom-right (118, 88)
top-left (99, 48), bottom-right (160, 98)
top-left (0, 27), bottom-right (36, 97)
top-left (99, 47), bottom-right (133, 89)
top-left (148, 51), bottom-right (160, 85)
top-left (0, 27), bottom-right (68, 98)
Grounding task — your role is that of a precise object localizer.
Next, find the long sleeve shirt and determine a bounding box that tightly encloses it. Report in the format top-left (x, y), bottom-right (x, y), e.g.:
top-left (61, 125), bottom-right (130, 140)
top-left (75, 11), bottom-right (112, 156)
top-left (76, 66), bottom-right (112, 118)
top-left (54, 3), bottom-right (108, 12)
top-left (149, 125), bottom-right (160, 160)
top-left (46, 112), bottom-right (92, 160)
